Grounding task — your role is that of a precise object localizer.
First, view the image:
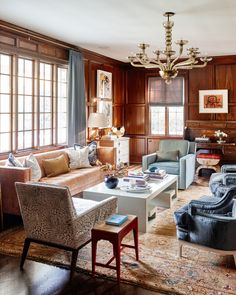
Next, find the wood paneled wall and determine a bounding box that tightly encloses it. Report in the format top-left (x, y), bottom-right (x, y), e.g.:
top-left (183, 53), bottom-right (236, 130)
top-left (124, 56), bottom-right (236, 163)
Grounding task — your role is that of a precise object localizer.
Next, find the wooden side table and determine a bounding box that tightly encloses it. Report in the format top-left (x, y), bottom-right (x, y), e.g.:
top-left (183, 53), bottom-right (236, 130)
top-left (91, 215), bottom-right (138, 283)
top-left (0, 184), bottom-right (3, 231)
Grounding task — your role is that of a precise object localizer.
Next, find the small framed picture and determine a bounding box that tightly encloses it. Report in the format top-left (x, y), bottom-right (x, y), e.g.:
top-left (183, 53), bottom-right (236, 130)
top-left (97, 100), bottom-right (113, 127)
top-left (199, 89), bottom-right (228, 113)
top-left (97, 70), bottom-right (112, 99)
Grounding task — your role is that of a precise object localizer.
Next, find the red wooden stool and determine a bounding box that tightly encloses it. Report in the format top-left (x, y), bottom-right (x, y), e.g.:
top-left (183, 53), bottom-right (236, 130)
top-left (91, 215), bottom-right (138, 283)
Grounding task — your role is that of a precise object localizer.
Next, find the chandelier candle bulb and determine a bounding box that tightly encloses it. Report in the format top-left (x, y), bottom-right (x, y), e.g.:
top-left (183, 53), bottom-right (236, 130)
top-left (128, 12), bottom-right (212, 84)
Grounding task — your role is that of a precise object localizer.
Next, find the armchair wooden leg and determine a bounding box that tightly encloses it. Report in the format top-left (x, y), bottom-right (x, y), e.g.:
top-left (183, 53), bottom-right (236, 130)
top-left (70, 249), bottom-right (79, 280)
top-left (20, 238), bottom-right (31, 270)
top-left (234, 255), bottom-right (236, 267)
top-left (178, 242), bottom-right (183, 258)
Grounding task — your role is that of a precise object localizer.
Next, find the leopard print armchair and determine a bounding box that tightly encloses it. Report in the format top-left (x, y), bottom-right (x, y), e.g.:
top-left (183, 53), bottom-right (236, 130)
top-left (15, 182), bottom-right (117, 279)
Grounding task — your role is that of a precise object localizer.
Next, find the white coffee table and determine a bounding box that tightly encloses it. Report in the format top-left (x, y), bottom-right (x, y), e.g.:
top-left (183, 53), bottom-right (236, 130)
top-left (83, 175), bottom-right (178, 232)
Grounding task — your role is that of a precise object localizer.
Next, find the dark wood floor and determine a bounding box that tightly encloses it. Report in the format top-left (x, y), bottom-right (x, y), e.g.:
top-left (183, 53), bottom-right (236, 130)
top-left (0, 254), bottom-right (165, 295)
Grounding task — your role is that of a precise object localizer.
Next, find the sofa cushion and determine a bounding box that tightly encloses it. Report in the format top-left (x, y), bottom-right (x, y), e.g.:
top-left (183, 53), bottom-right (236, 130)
top-left (24, 154), bottom-right (42, 181)
top-left (74, 141), bottom-right (98, 166)
top-left (6, 153), bottom-right (23, 167)
top-left (156, 150), bottom-right (179, 162)
top-left (66, 147), bottom-right (91, 169)
top-left (72, 197), bottom-right (98, 215)
top-left (149, 161), bottom-right (179, 175)
top-left (34, 150), bottom-right (70, 177)
top-left (40, 166), bottom-right (104, 196)
top-left (42, 154), bottom-right (70, 177)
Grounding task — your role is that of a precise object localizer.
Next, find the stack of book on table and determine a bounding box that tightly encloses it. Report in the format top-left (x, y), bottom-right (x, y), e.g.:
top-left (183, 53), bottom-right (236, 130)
top-left (123, 170), bottom-right (149, 187)
top-left (105, 214), bottom-right (128, 226)
top-left (144, 169), bottom-right (167, 180)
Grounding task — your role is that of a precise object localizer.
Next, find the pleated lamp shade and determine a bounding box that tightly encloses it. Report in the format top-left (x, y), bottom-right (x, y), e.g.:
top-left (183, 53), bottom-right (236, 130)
top-left (87, 112), bottom-right (108, 128)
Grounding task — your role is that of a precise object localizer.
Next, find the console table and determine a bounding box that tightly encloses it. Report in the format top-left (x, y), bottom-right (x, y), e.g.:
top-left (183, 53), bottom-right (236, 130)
top-left (196, 142), bottom-right (236, 164)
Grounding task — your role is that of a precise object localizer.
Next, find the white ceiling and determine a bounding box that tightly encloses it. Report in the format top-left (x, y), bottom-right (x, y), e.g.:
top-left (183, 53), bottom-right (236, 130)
top-left (1, 0), bottom-right (236, 62)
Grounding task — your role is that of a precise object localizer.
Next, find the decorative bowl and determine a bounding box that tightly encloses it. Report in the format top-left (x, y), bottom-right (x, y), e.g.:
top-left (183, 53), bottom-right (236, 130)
top-left (104, 175), bottom-right (119, 189)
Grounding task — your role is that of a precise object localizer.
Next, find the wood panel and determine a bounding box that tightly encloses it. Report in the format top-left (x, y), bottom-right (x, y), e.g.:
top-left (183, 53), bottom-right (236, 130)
top-left (188, 65), bottom-right (214, 104)
top-left (113, 106), bottom-right (123, 127)
top-left (125, 105), bottom-right (146, 135)
top-left (113, 67), bottom-right (124, 105)
top-left (126, 69), bottom-right (145, 104)
top-left (147, 138), bottom-right (160, 154)
top-left (129, 137), bottom-right (146, 163)
top-left (215, 64), bottom-right (236, 103)
top-left (216, 105), bottom-right (236, 121)
top-left (187, 105), bottom-right (214, 121)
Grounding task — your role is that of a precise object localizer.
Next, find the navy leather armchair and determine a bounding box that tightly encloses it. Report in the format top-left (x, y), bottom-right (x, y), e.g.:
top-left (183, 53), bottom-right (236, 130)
top-left (209, 165), bottom-right (236, 198)
top-left (174, 188), bottom-right (236, 265)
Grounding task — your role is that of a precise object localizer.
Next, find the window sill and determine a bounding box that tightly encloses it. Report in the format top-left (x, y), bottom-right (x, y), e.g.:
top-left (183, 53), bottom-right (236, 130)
top-left (0, 145), bottom-right (67, 160)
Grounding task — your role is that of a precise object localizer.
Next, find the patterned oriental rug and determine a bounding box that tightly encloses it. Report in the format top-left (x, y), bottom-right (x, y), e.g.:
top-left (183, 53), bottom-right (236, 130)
top-left (0, 184), bottom-right (236, 295)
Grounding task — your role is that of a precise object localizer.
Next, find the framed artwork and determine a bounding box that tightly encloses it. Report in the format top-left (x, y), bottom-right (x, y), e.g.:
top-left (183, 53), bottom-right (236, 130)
top-left (199, 89), bottom-right (228, 113)
top-left (97, 100), bottom-right (112, 127)
top-left (97, 70), bottom-right (112, 99)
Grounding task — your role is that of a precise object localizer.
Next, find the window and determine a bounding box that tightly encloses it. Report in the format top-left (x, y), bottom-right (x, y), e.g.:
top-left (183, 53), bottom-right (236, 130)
top-left (149, 77), bottom-right (184, 136)
top-left (0, 53), bottom-right (68, 154)
top-left (0, 54), bottom-right (11, 153)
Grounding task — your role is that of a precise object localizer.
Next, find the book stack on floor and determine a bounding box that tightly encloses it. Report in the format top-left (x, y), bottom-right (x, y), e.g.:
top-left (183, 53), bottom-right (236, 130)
top-left (122, 170), bottom-right (149, 187)
top-left (105, 214), bottom-right (128, 226)
top-left (144, 169), bottom-right (167, 180)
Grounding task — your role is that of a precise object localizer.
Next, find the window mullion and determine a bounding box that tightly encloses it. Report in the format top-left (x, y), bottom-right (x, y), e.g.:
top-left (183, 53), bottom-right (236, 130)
top-left (12, 54), bottom-right (17, 152)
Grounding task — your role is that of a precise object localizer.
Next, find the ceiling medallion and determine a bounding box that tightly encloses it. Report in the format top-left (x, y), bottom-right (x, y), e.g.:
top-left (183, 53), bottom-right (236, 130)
top-left (128, 12), bottom-right (212, 84)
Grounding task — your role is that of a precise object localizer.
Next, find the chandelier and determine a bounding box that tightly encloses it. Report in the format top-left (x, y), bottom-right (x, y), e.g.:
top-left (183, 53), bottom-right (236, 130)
top-left (128, 12), bottom-right (212, 84)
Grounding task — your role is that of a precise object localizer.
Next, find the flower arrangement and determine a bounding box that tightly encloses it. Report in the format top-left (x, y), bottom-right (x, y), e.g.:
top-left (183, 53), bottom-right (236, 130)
top-left (214, 130), bottom-right (228, 143)
top-left (100, 162), bottom-right (128, 178)
top-left (214, 130), bottom-right (228, 138)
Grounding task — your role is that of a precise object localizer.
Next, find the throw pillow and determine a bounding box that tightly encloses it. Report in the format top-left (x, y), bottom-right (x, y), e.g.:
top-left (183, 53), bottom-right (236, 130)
top-left (42, 155), bottom-right (70, 177)
top-left (24, 154), bottom-right (42, 181)
top-left (74, 141), bottom-right (98, 165)
top-left (6, 153), bottom-right (23, 167)
top-left (156, 150), bottom-right (179, 162)
top-left (66, 147), bottom-right (91, 169)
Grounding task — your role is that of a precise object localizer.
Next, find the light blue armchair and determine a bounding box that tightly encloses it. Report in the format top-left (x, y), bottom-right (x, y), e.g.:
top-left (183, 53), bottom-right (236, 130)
top-left (142, 140), bottom-right (196, 189)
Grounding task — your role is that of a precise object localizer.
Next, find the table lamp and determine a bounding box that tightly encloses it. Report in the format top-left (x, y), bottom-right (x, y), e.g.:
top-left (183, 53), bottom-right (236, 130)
top-left (87, 112), bottom-right (108, 140)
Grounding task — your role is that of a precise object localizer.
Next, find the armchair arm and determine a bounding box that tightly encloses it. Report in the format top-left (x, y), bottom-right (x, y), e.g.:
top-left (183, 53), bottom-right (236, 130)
top-left (0, 166), bottom-right (31, 215)
top-left (72, 197), bottom-right (117, 245)
top-left (142, 153), bottom-right (157, 171)
top-left (223, 173), bottom-right (236, 186)
top-left (221, 164), bottom-right (236, 173)
top-left (189, 187), bottom-right (236, 215)
top-left (179, 154), bottom-right (196, 189)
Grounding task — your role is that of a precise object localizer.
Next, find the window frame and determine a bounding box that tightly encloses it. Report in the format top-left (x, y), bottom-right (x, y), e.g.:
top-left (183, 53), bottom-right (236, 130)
top-left (148, 75), bottom-right (186, 137)
top-left (0, 51), bottom-right (68, 156)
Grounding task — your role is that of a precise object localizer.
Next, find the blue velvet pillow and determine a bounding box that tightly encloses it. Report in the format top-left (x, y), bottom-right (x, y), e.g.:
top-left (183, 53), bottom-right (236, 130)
top-left (74, 141), bottom-right (98, 166)
top-left (7, 153), bottom-right (23, 167)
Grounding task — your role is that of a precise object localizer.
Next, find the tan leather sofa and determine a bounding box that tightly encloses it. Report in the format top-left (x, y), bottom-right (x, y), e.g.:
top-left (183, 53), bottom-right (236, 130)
top-left (0, 147), bottom-right (116, 216)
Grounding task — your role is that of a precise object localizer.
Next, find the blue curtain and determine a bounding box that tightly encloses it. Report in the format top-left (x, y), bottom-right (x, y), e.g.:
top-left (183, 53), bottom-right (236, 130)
top-left (67, 50), bottom-right (86, 146)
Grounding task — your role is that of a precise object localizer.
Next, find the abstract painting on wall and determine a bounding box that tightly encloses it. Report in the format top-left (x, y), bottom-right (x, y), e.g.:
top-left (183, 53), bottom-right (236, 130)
top-left (199, 89), bottom-right (228, 113)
